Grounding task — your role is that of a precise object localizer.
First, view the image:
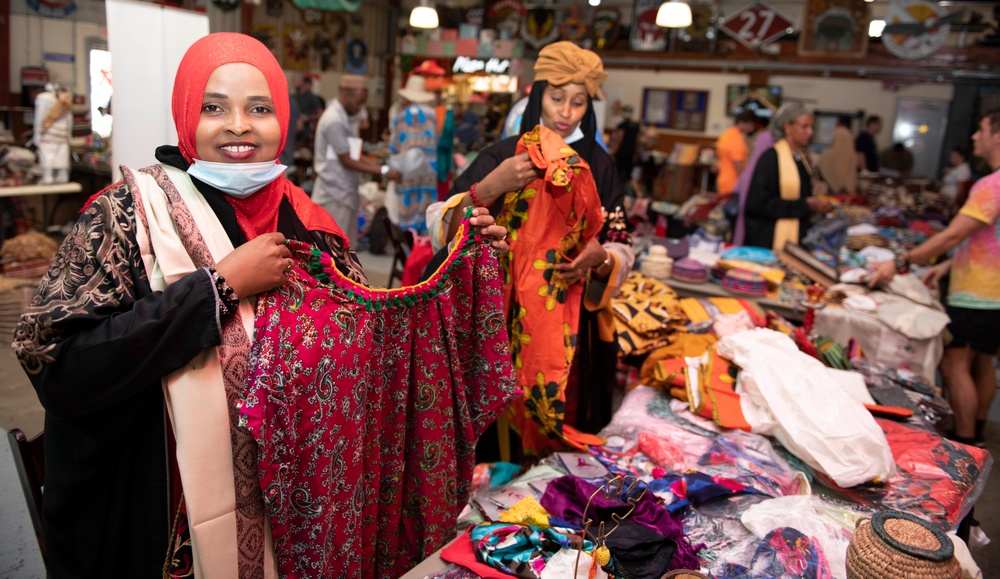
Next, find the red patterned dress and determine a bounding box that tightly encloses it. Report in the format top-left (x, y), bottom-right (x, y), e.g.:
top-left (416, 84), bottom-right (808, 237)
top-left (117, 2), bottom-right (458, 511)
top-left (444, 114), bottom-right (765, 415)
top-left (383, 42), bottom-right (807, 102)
top-left (241, 216), bottom-right (518, 578)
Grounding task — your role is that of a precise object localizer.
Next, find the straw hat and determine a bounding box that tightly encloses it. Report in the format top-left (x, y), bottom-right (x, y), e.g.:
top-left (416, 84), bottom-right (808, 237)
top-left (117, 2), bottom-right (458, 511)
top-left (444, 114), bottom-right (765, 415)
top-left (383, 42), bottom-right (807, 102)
top-left (398, 75), bottom-right (435, 104)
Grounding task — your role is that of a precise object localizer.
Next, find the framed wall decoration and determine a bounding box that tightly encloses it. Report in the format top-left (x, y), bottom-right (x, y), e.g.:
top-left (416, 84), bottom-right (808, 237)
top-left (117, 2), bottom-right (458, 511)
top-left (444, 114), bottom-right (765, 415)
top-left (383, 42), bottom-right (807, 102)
top-left (798, 0), bottom-right (870, 57)
top-left (642, 89), bottom-right (672, 127)
top-left (671, 90), bottom-right (709, 132)
top-left (591, 8), bottom-right (621, 51)
top-left (630, 0), bottom-right (667, 51)
top-left (881, 0), bottom-right (959, 60)
top-left (677, 4), bottom-right (714, 52)
top-left (642, 88), bottom-right (709, 132)
top-left (521, 7), bottom-right (559, 49)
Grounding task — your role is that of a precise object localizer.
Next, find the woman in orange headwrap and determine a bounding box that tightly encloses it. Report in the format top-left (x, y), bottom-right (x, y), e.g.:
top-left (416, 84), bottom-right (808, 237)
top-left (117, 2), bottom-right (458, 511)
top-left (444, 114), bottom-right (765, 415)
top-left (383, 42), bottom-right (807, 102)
top-left (13, 33), bottom-right (510, 578)
top-left (430, 42), bottom-right (635, 459)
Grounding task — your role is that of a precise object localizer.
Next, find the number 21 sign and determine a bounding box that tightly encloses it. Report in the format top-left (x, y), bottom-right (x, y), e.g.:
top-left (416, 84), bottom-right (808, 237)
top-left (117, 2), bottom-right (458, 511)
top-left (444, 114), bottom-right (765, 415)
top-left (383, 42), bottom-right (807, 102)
top-left (719, 1), bottom-right (795, 50)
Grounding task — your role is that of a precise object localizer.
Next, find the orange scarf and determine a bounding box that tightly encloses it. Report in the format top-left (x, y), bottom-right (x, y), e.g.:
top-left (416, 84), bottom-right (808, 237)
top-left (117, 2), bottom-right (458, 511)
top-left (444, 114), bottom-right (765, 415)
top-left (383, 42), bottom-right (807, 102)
top-left (500, 126), bottom-right (605, 455)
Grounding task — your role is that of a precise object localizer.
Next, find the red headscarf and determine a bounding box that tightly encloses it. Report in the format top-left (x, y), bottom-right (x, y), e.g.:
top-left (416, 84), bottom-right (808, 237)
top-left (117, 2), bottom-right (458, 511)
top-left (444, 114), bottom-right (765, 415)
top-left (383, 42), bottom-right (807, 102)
top-left (172, 33), bottom-right (346, 244)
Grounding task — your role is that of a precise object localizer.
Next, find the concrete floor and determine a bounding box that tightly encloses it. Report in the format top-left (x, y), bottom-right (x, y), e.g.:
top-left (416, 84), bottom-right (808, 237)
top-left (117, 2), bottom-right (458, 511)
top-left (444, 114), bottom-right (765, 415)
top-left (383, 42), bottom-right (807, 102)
top-left (0, 248), bottom-right (997, 577)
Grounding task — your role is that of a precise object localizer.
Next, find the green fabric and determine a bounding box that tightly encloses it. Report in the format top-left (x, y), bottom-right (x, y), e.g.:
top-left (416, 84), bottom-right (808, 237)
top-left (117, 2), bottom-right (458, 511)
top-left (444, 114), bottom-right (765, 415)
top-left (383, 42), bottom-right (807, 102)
top-left (291, 0), bottom-right (362, 13)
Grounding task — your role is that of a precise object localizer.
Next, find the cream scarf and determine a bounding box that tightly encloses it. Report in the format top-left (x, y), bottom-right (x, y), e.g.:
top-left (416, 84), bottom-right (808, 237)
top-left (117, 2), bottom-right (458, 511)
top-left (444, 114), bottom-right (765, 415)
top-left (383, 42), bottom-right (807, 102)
top-left (772, 139), bottom-right (810, 252)
top-left (123, 164), bottom-right (278, 579)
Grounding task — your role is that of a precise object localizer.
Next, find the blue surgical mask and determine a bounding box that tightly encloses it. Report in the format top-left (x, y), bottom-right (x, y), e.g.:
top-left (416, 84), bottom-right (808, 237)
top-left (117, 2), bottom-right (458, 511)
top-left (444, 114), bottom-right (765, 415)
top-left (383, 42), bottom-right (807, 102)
top-left (187, 159), bottom-right (287, 199)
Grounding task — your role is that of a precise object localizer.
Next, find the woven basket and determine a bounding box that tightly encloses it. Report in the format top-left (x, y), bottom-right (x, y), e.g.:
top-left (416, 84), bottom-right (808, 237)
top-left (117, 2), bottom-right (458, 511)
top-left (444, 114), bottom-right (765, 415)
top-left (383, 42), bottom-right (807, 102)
top-left (846, 510), bottom-right (961, 579)
top-left (660, 571), bottom-right (709, 579)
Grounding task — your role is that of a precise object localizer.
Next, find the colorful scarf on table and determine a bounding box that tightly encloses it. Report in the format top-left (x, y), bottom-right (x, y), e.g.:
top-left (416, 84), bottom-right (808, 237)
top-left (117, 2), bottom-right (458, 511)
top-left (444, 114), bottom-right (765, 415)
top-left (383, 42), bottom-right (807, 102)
top-left (241, 211), bottom-right (518, 578)
top-left (714, 527), bottom-right (833, 579)
top-left (469, 523), bottom-right (593, 577)
top-left (686, 348), bottom-right (752, 433)
top-left (499, 125), bottom-right (605, 455)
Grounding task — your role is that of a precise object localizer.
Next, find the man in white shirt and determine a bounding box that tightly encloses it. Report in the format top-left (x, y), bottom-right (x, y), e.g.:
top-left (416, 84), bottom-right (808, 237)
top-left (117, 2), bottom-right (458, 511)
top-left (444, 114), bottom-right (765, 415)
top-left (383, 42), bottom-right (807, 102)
top-left (941, 145), bottom-right (972, 202)
top-left (313, 75), bottom-right (401, 245)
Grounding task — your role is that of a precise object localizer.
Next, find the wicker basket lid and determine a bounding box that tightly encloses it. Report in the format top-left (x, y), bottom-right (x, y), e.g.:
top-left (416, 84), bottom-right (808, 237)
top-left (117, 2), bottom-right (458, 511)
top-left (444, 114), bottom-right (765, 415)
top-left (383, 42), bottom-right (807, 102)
top-left (660, 571), bottom-right (709, 579)
top-left (846, 510), bottom-right (960, 579)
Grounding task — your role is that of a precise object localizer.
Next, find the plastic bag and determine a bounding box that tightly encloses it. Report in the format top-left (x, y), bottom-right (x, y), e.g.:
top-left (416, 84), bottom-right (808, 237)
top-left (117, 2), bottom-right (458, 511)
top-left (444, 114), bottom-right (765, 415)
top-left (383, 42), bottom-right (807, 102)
top-left (740, 495), bottom-right (862, 579)
top-left (716, 329), bottom-right (897, 488)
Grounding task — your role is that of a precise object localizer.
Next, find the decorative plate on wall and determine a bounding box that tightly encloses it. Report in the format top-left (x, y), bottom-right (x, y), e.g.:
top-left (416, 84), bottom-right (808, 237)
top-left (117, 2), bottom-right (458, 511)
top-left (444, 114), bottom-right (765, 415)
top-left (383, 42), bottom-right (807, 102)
top-left (881, 0), bottom-right (961, 60)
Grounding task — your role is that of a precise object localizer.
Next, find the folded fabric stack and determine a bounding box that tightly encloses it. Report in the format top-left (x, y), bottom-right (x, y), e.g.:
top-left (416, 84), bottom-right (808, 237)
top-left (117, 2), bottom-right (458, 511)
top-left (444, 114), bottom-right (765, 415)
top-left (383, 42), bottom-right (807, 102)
top-left (721, 269), bottom-right (768, 296)
top-left (611, 272), bottom-right (688, 357)
top-left (672, 258), bottom-right (708, 284)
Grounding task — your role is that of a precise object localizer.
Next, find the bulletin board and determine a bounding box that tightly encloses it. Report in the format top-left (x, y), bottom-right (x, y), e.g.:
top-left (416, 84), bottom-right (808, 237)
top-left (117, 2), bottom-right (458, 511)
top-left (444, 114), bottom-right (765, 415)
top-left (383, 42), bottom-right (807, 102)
top-left (641, 88), bottom-right (709, 132)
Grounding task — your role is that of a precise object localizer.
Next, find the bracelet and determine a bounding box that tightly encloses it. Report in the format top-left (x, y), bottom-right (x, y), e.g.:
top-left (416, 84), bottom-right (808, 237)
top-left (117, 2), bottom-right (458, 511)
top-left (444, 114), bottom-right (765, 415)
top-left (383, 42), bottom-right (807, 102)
top-left (894, 252), bottom-right (910, 273)
top-left (209, 268), bottom-right (240, 317)
top-left (469, 183), bottom-right (486, 207)
top-left (595, 252), bottom-right (613, 276)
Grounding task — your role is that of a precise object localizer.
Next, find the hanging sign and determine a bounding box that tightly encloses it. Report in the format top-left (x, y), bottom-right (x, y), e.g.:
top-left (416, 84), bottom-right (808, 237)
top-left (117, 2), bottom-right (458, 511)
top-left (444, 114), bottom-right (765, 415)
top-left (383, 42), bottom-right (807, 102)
top-left (521, 8), bottom-right (559, 49)
top-left (27, 0), bottom-right (77, 18)
top-left (345, 38), bottom-right (368, 74)
top-left (719, 1), bottom-right (795, 50)
top-left (591, 8), bottom-right (621, 51)
top-left (488, 0), bottom-right (526, 40)
top-left (453, 57), bottom-right (511, 75)
top-left (629, 0), bottom-right (667, 52)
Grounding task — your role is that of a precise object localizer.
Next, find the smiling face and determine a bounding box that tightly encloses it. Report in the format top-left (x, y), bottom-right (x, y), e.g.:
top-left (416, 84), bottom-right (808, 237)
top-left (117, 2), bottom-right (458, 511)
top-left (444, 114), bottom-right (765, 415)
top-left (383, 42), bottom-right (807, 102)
top-left (784, 114), bottom-right (815, 149)
top-left (194, 62), bottom-right (281, 163)
top-left (540, 82), bottom-right (588, 140)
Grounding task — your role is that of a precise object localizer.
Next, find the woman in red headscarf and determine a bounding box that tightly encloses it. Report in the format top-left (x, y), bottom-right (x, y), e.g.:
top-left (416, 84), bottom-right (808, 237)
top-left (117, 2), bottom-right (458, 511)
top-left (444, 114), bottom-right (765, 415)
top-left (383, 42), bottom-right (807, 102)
top-left (13, 33), bottom-right (510, 578)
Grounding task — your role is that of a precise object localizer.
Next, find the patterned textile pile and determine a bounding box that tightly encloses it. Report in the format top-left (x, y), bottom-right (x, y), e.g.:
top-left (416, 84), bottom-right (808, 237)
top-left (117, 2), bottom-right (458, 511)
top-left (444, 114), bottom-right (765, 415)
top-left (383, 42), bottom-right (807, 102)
top-left (242, 219), bottom-right (519, 578)
top-left (611, 272), bottom-right (688, 356)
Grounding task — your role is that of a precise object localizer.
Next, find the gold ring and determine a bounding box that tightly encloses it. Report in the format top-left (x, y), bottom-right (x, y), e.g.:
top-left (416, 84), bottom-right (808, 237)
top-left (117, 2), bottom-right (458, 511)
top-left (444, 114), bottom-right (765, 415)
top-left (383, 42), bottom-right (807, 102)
top-left (285, 258), bottom-right (294, 271)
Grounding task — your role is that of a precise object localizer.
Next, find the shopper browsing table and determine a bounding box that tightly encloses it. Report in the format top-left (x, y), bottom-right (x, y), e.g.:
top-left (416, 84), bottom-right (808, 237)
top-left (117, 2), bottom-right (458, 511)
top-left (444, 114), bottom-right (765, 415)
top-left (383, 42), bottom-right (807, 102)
top-left (871, 108), bottom-right (1000, 447)
top-left (12, 33), bottom-right (511, 578)
top-left (743, 103), bottom-right (832, 250)
top-left (855, 115), bottom-right (882, 173)
top-left (430, 42), bottom-right (635, 458)
top-left (715, 109), bottom-right (758, 196)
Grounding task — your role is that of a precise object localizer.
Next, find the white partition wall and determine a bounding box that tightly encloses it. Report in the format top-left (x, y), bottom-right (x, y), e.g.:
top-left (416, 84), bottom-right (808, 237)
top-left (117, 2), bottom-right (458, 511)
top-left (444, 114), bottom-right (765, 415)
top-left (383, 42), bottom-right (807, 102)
top-left (106, 0), bottom-right (209, 180)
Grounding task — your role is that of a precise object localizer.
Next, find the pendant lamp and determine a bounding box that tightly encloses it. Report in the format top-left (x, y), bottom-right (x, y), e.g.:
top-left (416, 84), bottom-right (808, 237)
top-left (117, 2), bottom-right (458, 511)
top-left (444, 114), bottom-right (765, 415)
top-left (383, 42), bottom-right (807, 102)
top-left (409, 0), bottom-right (439, 29)
top-left (656, 1), bottom-right (692, 28)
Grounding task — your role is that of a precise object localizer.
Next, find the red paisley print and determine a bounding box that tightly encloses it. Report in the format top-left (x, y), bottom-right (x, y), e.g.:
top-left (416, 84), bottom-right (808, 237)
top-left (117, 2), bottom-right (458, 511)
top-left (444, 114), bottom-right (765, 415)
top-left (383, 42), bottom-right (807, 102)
top-left (241, 215), bottom-right (518, 578)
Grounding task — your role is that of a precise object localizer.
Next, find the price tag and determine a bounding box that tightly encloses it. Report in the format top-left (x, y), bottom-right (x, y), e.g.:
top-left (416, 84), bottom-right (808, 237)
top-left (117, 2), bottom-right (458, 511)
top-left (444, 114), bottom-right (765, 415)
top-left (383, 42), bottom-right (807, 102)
top-left (719, 1), bottom-right (795, 50)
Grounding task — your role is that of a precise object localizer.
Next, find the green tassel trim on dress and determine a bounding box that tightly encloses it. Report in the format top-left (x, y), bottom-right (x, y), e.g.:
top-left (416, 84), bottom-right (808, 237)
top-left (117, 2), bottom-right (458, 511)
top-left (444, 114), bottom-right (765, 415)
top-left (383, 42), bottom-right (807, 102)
top-left (298, 209), bottom-right (487, 310)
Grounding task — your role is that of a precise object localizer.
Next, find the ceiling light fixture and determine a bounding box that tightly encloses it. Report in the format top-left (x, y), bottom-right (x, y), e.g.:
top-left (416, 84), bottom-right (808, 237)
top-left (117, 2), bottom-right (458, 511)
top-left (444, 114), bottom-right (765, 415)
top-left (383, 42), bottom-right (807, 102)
top-left (869, 19), bottom-right (885, 37)
top-left (656, 1), bottom-right (692, 28)
top-left (409, 0), bottom-right (439, 29)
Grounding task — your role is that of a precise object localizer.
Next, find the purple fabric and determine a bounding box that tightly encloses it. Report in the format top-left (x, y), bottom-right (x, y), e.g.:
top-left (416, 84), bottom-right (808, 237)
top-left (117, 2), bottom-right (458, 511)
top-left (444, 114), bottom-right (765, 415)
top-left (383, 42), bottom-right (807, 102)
top-left (733, 130), bottom-right (775, 246)
top-left (539, 475), bottom-right (703, 571)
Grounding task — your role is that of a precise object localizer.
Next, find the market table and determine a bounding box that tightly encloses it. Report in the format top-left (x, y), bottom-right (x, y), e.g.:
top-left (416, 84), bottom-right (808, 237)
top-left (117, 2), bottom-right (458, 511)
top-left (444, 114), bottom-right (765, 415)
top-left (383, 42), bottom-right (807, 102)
top-left (665, 277), bottom-right (804, 322)
top-left (0, 182), bottom-right (84, 241)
